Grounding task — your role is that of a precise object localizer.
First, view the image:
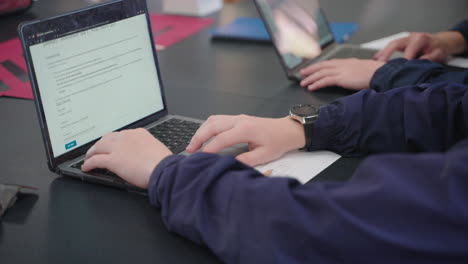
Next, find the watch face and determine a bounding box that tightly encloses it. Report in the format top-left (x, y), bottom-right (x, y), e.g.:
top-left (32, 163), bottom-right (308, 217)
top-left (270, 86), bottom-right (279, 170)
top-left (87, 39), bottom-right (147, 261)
top-left (291, 104), bottom-right (317, 117)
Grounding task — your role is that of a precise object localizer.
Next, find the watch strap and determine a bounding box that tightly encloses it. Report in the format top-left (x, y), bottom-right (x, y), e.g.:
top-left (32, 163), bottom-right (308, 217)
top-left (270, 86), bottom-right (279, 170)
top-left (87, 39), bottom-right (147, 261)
top-left (300, 121), bottom-right (314, 151)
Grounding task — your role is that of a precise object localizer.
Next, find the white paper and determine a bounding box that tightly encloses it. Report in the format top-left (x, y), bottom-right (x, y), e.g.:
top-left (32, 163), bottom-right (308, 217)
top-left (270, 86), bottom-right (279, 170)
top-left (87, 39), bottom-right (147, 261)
top-left (361, 32), bottom-right (410, 50)
top-left (254, 150), bottom-right (341, 184)
top-left (447, 57), bottom-right (468, 68)
top-left (361, 32), bottom-right (468, 68)
top-left (162, 0), bottom-right (222, 17)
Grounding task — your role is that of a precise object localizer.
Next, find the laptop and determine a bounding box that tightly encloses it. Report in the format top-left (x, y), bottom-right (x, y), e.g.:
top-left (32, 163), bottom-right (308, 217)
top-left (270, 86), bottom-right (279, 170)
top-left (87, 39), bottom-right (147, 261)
top-left (254, 0), bottom-right (380, 81)
top-left (18, 0), bottom-right (211, 192)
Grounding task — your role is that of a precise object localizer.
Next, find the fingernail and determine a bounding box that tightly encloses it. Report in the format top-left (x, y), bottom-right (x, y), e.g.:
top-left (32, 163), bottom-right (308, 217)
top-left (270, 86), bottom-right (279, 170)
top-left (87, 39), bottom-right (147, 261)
top-left (186, 143), bottom-right (193, 151)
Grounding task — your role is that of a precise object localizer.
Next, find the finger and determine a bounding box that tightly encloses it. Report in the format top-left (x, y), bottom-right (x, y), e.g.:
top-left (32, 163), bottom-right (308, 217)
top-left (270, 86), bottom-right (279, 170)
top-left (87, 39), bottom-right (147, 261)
top-left (374, 38), bottom-right (408, 61)
top-left (300, 69), bottom-right (339, 88)
top-left (81, 154), bottom-right (112, 172)
top-left (236, 147), bottom-right (277, 167)
top-left (85, 136), bottom-right (116, 160)
top-left (186, 115), bottom-right (237, 153)
top-left (307, 76), bottom-right (339, 91)
top-left (299, 60), bottom-right (340, 76)
top-left (404, 34), bottom-right (430, 60)
top-left (420, 48), bottom-right (445, 63)
top-left (202, 126), bottom-right (248, 153)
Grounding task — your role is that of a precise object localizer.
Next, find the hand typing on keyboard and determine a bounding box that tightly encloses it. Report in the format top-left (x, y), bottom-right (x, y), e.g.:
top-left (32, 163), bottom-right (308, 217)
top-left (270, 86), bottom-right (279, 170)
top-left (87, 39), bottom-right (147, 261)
top-left (299, 58), bottom-right (384, 91)
top-left (186, 115), bottom-right (305, 167)
top-left (81, 128), bottom-right (172, 189)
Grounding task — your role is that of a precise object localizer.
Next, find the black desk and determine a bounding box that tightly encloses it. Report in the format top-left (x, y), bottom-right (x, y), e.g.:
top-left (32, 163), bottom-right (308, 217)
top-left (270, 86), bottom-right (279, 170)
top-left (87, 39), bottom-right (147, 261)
top-left (1, 0), bottom-right (466, 263)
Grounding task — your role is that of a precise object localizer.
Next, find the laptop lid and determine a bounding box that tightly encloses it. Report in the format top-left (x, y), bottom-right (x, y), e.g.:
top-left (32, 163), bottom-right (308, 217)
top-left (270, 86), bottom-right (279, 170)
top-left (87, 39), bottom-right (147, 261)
top-left (18, 0), bottom-right (168, 171)
top-left (253, 0), bottom-right (335, 75)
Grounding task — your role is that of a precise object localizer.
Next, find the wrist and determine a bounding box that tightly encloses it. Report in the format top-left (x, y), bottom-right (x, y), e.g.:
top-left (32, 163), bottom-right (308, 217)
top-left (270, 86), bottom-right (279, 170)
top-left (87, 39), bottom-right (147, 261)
top-left (282, 117), bottom-right (306, 150)
top-left (435, 31), bottom-right (467, 55)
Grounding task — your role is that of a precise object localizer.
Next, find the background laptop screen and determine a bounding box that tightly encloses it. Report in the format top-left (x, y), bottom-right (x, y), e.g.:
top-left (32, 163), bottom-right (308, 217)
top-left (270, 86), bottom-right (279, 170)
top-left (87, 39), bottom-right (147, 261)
top-left (29, 11), bottom-right (164, 157)
top-left (256, 0), bottom-right (334, 69)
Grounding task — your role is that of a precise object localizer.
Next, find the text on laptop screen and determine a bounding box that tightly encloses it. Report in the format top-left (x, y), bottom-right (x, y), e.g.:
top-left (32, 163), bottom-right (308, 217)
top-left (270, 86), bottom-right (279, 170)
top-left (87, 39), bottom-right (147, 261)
top-left (257, 0), bottom-right (334, 69)
top-left (29, 13), bottom-right (164, 157)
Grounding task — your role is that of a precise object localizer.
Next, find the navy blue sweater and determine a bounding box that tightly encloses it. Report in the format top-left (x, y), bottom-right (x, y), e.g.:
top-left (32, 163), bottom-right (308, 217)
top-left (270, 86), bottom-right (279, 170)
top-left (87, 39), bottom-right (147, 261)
top-left (147, 63), bottom-right (468, 263)
top-left (146, 26), bottom-right (468, 263)
top-left (148, 21), bottom-right (468, 263)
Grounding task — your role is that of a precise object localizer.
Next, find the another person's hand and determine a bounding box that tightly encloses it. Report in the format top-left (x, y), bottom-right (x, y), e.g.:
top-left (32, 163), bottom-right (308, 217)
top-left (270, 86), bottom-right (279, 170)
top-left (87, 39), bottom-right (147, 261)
top-left (186, 115), bottom-right (305, 167)
top-left (374, 31), bottom-right (467, 63)
top-left (82, 128), bottom-right (172, 189)
top-left (299, 59), bottom-right (384, 91)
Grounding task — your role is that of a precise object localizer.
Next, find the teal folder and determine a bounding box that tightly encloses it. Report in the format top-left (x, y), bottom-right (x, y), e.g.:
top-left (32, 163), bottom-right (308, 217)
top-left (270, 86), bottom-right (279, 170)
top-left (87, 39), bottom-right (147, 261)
top-left (211, 17), bottom-right (358, 44)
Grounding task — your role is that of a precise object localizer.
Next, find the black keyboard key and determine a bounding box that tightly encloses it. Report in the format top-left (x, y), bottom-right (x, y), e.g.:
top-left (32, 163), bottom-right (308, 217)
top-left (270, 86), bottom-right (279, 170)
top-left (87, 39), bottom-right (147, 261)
top-left (148, 118), bottom-right (200, 153)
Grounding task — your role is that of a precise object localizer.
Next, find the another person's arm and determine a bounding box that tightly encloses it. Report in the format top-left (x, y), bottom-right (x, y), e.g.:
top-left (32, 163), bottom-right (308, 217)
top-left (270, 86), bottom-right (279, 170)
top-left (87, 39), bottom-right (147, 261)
top-left (369, 58), bottom-right (468, 92)
top-left (300, 20), bottom-right (468, 92)
top-left (300, 58), bottom-right (468, 92)
top-left (309, 81), bottom-right (468, 155)
top-left (374, 20), bottom-right (468, 62)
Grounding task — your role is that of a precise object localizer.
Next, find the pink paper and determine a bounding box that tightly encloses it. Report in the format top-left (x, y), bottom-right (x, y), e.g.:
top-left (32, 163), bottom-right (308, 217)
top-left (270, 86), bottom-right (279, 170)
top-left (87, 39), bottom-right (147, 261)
top-left (150, 14), bottom-right (214, 49)
top-left (0, 38), bottom-right (33, 100)
top-left (0, 13), bottom-right (214, 100)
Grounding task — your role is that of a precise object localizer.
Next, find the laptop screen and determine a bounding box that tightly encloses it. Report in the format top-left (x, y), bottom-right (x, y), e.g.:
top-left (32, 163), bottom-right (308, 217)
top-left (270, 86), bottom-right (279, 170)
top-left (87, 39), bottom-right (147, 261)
top-left (255, 0), bottom-right (334, 70)
top-left (26, 3), bottom-right (164, 157)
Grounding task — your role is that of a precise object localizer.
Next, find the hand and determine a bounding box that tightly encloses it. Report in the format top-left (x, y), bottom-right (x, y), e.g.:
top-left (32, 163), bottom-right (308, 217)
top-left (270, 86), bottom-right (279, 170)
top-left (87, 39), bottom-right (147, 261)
top-left (186, 115), bottom-right (305, 167)
top-left (374, 31), bottom-right (467, 63)
top-left (299, 59), bottom-right (384, 91)
top-left (82, 128), bottom-right (172, 189)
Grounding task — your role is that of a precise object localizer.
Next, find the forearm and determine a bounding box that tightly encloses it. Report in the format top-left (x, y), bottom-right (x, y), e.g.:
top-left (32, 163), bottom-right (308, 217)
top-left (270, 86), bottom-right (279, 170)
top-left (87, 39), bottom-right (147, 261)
top-left (310, 81), bottom-right (468, 156)
top-left (148, 147), bottom-right (468, 263)
top-left (370, 58), bottom-right (468, 92)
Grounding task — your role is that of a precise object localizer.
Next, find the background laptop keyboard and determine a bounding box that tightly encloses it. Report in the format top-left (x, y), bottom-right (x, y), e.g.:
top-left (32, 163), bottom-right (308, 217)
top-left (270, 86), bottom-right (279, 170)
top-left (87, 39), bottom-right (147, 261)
top-left (330, 47), bottom-right (376, 59)
top-left (71, 118), bottom-right (200, 177)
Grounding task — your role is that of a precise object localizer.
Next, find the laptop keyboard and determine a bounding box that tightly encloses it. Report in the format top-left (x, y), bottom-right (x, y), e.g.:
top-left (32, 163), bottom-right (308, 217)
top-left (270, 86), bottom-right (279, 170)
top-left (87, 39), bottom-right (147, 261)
top-left (148, 118), bottom-right (200, 154)
top-left (330, 47), bottom-right (376, 59)
top-left (71, 118), bottom-right (201, 177)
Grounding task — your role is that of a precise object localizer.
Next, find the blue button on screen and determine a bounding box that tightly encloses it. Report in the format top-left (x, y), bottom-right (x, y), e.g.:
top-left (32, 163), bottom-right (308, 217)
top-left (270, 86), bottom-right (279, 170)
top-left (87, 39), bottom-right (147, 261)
top-left (65, 140), bottom-right (77, 150)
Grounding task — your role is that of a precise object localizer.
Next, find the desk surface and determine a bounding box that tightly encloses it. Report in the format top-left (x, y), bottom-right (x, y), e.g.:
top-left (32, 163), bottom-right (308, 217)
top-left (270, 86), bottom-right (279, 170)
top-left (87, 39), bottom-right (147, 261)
top-left (1, 0), bottom-right (466, 263)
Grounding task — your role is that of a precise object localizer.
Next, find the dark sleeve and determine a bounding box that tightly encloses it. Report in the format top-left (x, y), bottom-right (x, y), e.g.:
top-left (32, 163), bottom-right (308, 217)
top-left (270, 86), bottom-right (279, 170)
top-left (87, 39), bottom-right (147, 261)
top-left (309, 81), bottom-right (468, 156)
top-left (370, 58), bottom-right (468, 92)
top-left (452, 19), bottom-right (468, 56)
top-left (148, 144), bottom-right (468, 263)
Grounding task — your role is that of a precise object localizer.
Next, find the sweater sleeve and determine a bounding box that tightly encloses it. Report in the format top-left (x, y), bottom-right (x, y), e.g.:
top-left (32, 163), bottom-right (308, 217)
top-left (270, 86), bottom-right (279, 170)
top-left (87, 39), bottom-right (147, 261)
top-left (147, 143), bottom-right (468, 264)
top-left (309, 81), bottom-right (468, 156)
top-left (370, 59), bottom-right (468, 93)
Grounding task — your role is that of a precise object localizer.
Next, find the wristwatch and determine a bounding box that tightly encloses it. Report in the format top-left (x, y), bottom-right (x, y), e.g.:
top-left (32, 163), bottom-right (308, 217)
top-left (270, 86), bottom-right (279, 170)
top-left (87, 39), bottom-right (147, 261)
top-left (289, 104), bottom-right (319, 151)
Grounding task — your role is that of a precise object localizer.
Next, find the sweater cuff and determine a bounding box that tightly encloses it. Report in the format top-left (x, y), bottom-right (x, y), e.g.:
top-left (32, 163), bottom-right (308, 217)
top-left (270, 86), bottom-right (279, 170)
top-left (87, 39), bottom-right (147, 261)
top-left (147, 154), bottom-right (186, 208)
top-left (308, 103), bottom-right (342, 151)
top-left (370, 58), bottom-right (408, 92)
